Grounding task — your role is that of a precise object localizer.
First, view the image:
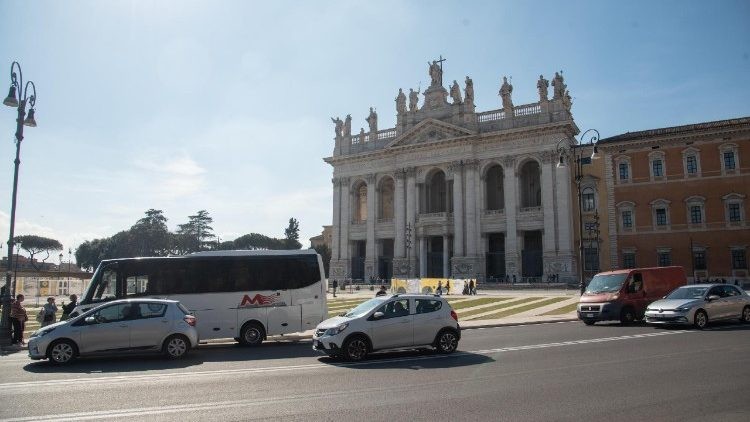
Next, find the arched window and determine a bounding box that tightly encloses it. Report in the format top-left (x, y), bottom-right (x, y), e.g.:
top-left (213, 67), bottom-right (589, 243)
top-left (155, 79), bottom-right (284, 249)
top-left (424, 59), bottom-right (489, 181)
top-left (379, 177), bottom-right (394, 221)
top-left (426, 170), bottom-right (447, 213)
top-left (581, 187), bottom-right (596, 212)
top-left (485, 165), bottom-right (505, 211)
top-left (354, 182), bottom-right (368, 223)
top-left (519, 161), bottom-right (541, 208)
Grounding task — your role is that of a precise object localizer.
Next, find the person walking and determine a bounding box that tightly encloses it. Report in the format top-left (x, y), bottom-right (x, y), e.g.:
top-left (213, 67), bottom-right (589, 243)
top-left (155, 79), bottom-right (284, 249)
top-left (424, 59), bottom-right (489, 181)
top-left (375, 285), bottom-right (388, 297)
top-left (41, 297), bottom-right (58, 327)
top-left (332, 279), bottom-right (338, 297)
top-left (469, 279), bottom-right (476, 295)
top-left (61, 294), bottom-right (78, 321)
top-left (445, 280), bottom-right (451, 295)
top-left (10, 294), bottom-right (28, 346)
top-left (436, 280), bottom-right (443, 296)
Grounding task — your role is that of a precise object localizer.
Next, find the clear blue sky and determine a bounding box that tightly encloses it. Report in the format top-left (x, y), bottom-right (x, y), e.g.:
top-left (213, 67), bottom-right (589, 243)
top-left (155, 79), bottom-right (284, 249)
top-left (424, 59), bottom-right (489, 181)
top-left (0, 0), bottom-right (748, 262)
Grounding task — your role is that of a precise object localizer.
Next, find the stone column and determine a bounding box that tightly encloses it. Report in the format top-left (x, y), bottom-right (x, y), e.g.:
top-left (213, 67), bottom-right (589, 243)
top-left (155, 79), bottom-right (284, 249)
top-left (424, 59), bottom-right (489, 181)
top-left (502, 157), bottom-right (519, 277)
top-left (331, 177), bottom-right (341, 260)
top-left (339, 178), bottom-right (351, 277)
top-left (555, 161), bottom-right (575, 280)
top-left (365, 174), bottom-right (377, 279)
top-left (406, 168), bottom-right (418, 277)
top-left (392, 169), bottom-right (407, 277)
top-left (451, 161), bottom-right (464, 257)
top-left (541, 153), bottom-right (557, 257)
top-left (420, 236), bottom-right (427, 278)
top-left (465, 160), bottom-right (479, 256)
top-left (443, 235), bottom-right (450, 277)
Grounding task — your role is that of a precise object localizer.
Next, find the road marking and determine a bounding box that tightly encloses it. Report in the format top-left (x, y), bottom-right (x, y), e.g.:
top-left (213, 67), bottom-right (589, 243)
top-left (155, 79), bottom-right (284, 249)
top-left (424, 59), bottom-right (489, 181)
top-left (0, 330), bottom-right (690, 394)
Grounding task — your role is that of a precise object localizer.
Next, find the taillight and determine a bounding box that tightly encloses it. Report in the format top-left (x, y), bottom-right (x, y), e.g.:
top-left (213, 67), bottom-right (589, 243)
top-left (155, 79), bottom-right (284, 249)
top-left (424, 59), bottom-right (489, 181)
top-left (184, 315), bottom-right (196, 326)
top-left (450, 310), bottom-right (458, 321)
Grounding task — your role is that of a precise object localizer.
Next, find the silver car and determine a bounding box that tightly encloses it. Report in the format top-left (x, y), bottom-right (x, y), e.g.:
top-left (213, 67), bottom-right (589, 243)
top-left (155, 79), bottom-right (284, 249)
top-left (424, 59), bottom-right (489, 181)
top-left (28, 298), bottom-right (199, 364)
top-left (645, 284), bottom-right (750, 329)
top-left (312, 294), bottom-right (461, 361)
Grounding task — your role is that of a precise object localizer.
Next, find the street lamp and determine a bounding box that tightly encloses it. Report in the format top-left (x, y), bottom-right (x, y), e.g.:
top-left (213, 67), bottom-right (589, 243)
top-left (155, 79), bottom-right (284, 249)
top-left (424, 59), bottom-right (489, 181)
top-left (556, 129), bottom-right (599, 295)
top-left (0, 62), bottom-right (38, 346)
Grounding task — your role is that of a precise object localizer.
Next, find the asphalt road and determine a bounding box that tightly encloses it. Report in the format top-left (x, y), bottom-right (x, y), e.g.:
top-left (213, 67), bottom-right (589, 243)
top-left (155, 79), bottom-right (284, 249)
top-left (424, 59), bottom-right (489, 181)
top-left (0, 321), bottom-right (748, 421)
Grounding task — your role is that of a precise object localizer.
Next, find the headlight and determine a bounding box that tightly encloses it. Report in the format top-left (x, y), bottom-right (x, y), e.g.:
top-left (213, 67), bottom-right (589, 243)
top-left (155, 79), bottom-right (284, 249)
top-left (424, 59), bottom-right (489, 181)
top-left (31, 327), bottom-right (55, 337)
top-left (675, 306), bottom-right (691, 312)
top-left (325, 322), bottom-right (349, 336)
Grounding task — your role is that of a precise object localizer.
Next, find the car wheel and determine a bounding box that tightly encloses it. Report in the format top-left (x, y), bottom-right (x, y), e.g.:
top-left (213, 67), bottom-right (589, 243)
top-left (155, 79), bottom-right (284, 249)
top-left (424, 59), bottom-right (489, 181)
top-left (620, 307), bottom-right (636, 325)
top-left (741, 306), bottom-right (750, 324)
top-left (342, 335), bottom-right (369, 361)
top-left (163, 335), bottom-right (190, 359)
top-left (435, 330), bottom-right (459, 354)
top-left (239, 322), bottom-right (265, 347)
top-left (583, 319), bottom-right (596, 326)
top-left (694, 310), bottom-right (708, 329)
top-left (47, 339), bottom-right (78, 365)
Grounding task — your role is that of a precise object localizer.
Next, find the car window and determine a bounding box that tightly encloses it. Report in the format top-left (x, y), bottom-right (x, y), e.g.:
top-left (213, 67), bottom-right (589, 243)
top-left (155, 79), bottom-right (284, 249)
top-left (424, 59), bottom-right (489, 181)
top-left (375, 299), bottom-right (410, 319)
top-left (91, 304), bottom-right (127, 324)
top-left (707, 287), bottom-right (723, 298)
top-left (138, 303), bottom-right (168, 318)
top-left (415, 299), bottom-right (442, 314)
top-left (722, 286), bottom-right (740, 297)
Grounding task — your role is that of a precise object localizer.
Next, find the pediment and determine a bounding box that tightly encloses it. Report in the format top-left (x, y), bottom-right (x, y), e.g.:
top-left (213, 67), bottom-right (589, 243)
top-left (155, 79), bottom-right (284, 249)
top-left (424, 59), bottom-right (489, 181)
top-left (385, 119), bottom-right (475, 148)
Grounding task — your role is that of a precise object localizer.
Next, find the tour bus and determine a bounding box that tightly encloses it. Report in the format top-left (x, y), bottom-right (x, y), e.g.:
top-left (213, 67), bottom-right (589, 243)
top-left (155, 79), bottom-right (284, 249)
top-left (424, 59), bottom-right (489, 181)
top-left (71, 250), bottom-right (327, 345)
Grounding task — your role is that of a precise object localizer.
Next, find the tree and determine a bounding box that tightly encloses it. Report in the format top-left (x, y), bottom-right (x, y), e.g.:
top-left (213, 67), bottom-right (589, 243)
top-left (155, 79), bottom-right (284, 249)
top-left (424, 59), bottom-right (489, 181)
top-left (312, 244), bottom-right (331, 277)
top-left (14, 235), bottom-right (63, 269)
top-left (130, 209), bottom-right (171, 256)
top-left (284, 217), bottom-right (301, 249)
top-left (176, 210), bottom-right (216, 253)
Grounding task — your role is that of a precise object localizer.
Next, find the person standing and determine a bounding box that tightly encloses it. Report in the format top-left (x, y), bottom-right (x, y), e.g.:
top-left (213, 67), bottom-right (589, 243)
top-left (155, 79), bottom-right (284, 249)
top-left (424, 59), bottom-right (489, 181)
top-left (41, 297), bottom-right (58, 327)
top-left (437, 280), bottom-right (443, 296)
top-left (61, 294), bottom-right (78, 321)
top-left (10, 294), bottom-right (28, 345)
top-left (332, 279), bottom-right (338, 298)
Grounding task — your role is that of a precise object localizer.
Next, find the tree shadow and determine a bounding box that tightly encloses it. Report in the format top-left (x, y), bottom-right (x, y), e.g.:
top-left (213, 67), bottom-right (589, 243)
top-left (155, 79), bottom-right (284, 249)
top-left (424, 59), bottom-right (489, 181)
top-left (318, 349), bottom-right (494, 369)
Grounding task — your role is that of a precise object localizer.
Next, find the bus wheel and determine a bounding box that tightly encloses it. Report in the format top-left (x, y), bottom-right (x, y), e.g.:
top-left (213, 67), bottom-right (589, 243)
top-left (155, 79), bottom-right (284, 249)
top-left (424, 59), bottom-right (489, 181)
top-left (239, 322), bottom-right (265, 347)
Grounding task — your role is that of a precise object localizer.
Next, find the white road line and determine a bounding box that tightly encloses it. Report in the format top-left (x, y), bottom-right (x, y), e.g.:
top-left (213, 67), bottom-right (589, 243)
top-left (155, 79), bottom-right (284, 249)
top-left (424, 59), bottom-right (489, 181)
top-left (0, 330), bottom-right (690, 393)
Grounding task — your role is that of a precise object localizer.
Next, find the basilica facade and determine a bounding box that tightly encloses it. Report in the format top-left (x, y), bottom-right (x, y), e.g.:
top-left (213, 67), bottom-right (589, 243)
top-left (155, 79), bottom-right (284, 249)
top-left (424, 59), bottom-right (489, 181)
top-left (325, 63), bottom-right (580, 282)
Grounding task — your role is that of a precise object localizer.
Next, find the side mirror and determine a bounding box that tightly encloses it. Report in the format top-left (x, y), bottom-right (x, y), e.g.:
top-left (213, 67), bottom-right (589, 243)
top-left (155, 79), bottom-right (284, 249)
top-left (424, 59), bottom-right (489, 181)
top-left (706, 295), bottom-right (720, 302)
top-left (84, 316), bottom-right (97, 325)
top-left (372, 311), bottom-right (384, 320)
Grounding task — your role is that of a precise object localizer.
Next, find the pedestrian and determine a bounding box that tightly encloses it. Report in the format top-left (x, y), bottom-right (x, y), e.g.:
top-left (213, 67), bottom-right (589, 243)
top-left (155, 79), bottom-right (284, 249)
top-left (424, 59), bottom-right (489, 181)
top-left (9, 294), bottom-right (28, 346)
top-left (462, 283), bottom-right (469, 295)
top-left (436, 280), bottom-right (443, 296)
top-left (512, 274), bottom-right (516, 284)
top-left (332, 279), bottom-right (338, 297)
top-left (445, 280), bottom-right (451, 295)
top-left (469, 279), bottom-right (476, 295)
top-left (61, 294), bottom-right (78, 321)
top-left (41, 297), bottom-right (58, 327)
top-left (375, 285), bottom-right (388, 297)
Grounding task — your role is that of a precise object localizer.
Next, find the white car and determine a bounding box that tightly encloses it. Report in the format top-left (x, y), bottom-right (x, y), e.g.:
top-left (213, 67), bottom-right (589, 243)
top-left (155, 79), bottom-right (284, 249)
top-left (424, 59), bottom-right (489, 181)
top-left (313, 294), bottom-right (460, 361)
top-left (645, 284), bottom-right (750, 329)
top-left (28, 298), bottom-right (199, 365)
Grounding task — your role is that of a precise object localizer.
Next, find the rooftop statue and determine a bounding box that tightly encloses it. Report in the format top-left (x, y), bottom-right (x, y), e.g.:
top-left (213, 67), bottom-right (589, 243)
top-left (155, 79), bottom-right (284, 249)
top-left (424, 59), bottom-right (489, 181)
top-left (343, 114), bottom-right (352, 137)
top-left (409, 88), bottom-right (420, 111)
top-left (428, 60), bottom-right (443, 86)
top-left (552, 71), bottom-right (566, 100)
top-left (366, 107), bottom-right (378, 133)
top-left (396, 88), bottom-right (407, 115)
top-left (499, 76), bottom-right (513, 110)
top-left (563, 89), bottom-right (572, 111)
top-left (464, 76), bottom-right (474, 106)
top-left (537, 74), bottom-right (549, 102)
top-left (449, 80), bottom-right (462, 104)
top-left (330, 116), bottom-right (343, 138)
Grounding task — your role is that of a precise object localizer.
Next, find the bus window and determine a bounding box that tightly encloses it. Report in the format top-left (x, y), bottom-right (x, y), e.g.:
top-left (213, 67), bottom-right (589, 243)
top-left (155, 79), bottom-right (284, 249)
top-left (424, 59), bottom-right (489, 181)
top-left (94, 268), bottom-right (118, 301)
top-left (126, 275), bottom-right (149, 297)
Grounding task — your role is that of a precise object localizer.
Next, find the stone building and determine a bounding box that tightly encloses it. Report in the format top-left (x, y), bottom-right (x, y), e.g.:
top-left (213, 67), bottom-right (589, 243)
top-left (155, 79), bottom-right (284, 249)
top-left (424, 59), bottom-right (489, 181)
top-left (325, 63), bottom-right (580, 282)
top-left (598, 117), bottom-right (750, 283)
top-left (309, 225), bottom-right (333, 250)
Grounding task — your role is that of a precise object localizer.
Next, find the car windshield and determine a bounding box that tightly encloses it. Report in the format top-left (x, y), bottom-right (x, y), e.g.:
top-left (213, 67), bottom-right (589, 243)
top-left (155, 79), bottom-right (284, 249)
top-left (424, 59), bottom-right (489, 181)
top-left (344, 297), bottom-right (388, 318)
top-left (585, 274), bottom-right (628, 294)
top-left (666, 286), bottom-right (708, 300)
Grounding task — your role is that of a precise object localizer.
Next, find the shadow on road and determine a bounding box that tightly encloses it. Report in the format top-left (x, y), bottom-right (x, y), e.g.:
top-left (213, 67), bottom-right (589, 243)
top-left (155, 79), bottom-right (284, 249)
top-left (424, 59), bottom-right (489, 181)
top-left (318, 349), bottom-right (494, 369)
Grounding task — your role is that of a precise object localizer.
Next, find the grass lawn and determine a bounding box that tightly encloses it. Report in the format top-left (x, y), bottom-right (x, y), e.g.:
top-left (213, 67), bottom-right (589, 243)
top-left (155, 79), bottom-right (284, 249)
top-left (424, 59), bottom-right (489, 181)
top-left (447, 297), bottom-right (513, 311)
top-left (541, 302), bottom-right (579, 315)
top-left (476, 297), bottom-right (570, 320)
top-left (458, 297), bottom-right (541, 319)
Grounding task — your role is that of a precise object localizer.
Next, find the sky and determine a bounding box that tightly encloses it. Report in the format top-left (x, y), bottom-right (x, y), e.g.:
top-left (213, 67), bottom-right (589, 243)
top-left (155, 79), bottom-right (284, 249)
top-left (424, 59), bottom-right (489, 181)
top-left (0, 0), bottom-right (748, 264)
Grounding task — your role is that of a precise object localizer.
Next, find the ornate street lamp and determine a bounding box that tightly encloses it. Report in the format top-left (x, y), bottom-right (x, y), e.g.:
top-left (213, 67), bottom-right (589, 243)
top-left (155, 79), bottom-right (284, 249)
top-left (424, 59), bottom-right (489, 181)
top-left (0, 62), bottom-right (38, 346)
top-left (557, 129), bottom-right (599, 295)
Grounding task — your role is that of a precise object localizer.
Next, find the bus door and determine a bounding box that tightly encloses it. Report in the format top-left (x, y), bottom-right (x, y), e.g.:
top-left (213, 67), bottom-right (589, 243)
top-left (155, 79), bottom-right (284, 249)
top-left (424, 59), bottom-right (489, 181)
top-left (267, 289), bottom-right (300, 335)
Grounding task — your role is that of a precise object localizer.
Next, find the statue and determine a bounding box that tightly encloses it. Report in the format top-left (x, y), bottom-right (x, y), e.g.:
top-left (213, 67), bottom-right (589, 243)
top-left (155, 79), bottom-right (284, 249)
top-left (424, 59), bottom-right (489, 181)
top-left (449, 80), bottom-right (462, 104)
top-left (395, 88), bottom-right (407, 115)
top-left (552, 71), bottom-right (566, 100)
top-left (343, 114), bottom-right (352, 137)
top-left (537, 74), bottom-right (549, 102)
top-left (464, 76), bottom-right (474, 106)
top-left (428, 60), bottom-right (442, 86)
top-left (330, 116), bottom-right (343, 138)
top-left (499, 76), bottom-right (513, 110)
top-left (408, 88), bottom-right (420, 111)
top-left (366, 107), bottom-right (378, 133)
top-left (562, 90), bottom-right (572, 111)
top-left (358, 127), bottom-right (366, 143)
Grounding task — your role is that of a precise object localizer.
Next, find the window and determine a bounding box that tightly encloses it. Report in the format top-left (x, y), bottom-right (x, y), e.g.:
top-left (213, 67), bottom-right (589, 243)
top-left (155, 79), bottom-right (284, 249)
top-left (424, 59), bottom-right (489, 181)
top-left (89, 304), bottom-right (127, 324)
top-left (649, 152), bottom-right (666, 180)
top-left (652, 159), bottom-right (663, 177)
top-left (618, 162), bottom-right (629, 181)
top-left (690, 205), bottom-right (702, 224)
top-left (682, 147), bottom-right (701, 177)
top-left (584, 247), bottom-right (599, 271)
top-left (729, 203), bottom-right (741, 222)
top-left (693, 249), bottom-right (707, 270)
top-left (719, 143), bottom-right (739, 174)
top-left (686, 155), bottom-right (698, 174)
top-left (415, 299), bottom-right (442, 314)
top-left (723, 193), bottom-right (745, 225)
top-left (375, 299), bottom-right (410, 319)
top-left (732, 249), bottom-right (747, 270)
top-left (582, 187), bottom-right (595, 212)
top-left (724, 151), bottom-right (736, 170)
top-left (651, 199), bottom-right (671, 229)
top-left (622, 211), bottom-right (633, 229)
top-left (658, 251), bottom-right (672, 267)
top-left (656, 209), bottom-right (667, 226)
top-left (136, 303), bottom-right (168, 319)
top-left (622, 251), bottom-right (636, 269)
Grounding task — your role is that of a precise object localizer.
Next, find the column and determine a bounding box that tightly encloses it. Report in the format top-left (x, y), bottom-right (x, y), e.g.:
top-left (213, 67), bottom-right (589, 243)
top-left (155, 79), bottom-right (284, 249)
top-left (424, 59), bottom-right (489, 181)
top-left (365, 174), bottom-right (377, 279)
top-left (443, 235), bottom-right (450, 277)
top-left (465, 160), bottom-right (479, 256)
top-left (451, 161), bottom-right (464, 256)
top-left (502, 157), bottom-right (519, 277)
top-left (394, 170), bottom-right (406, 258)
top-left (541, 155), bottom-right (557, 255)
top-left (420, 236), bottom-right (427, 277)
top-left (406, 168), bottom-right (417, 277)
top-left (339, 178), bottom-right (351, 275)
top-left (556, 160), bottom-right (575, 278)
top-left (331, 177), bottom-right (341, 260)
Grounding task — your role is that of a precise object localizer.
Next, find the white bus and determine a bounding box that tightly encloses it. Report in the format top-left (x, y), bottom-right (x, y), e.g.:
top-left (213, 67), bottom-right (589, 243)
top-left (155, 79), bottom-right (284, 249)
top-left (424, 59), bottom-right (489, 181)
top-left (72, 250), bottom-right (327, 345)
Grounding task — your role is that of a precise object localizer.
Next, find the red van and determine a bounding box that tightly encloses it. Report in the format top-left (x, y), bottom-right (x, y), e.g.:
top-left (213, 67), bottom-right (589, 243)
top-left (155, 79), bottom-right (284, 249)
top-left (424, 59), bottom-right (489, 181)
top-left (578, 266), bottom-right (687, 325)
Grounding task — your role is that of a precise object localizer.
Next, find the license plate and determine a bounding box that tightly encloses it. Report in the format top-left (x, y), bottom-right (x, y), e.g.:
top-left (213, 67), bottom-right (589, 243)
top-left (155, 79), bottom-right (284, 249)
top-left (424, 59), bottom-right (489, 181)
top-left (586, 313), bottom-right (595, 318)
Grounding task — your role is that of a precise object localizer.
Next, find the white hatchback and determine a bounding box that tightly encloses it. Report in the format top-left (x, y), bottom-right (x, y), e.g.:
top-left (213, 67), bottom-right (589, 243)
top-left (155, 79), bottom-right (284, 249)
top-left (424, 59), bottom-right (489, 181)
top-left (313, 294), bottom-right (460, 361)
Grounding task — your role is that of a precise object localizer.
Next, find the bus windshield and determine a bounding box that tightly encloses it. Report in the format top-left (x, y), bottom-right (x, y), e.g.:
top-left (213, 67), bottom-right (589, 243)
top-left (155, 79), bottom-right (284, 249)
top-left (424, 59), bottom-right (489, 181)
top-left (82, 263), bottom-right (118, 304)
top-left (585, 273), bottom-right (628, 294)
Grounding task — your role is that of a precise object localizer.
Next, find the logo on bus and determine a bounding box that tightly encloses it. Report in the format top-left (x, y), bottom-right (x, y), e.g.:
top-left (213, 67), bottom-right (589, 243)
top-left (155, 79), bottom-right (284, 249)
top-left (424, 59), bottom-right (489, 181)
top-left (239, 293), bottom-right (278, 307)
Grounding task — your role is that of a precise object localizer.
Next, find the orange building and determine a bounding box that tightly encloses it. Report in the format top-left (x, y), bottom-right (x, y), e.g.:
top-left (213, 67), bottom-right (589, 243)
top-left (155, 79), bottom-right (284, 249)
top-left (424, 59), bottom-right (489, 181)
top-left (598, 117), bottom-right (750, 284)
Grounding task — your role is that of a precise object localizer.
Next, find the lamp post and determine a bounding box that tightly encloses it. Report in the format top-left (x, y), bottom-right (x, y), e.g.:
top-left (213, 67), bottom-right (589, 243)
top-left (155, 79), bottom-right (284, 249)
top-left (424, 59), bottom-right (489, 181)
top-left (0, 62), bottom-right (37, 346)
top-left (556, 129), bottom-right (599, 295)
